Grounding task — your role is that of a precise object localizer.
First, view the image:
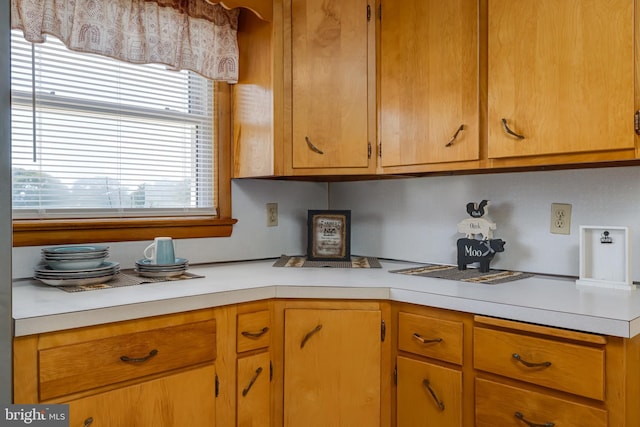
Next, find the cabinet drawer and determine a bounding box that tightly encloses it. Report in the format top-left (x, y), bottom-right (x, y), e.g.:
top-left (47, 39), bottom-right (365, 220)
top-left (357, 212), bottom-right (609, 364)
top-left (474, 326), bottom-right (604, 400)
top-left (39, 319), bottom-right (216, 400)
top-left (475, 377), bottom-right (607, 427)
top-left (237, 310), bottom-right (271, 353)
top-left (398, 312), bottom-right (463, 365)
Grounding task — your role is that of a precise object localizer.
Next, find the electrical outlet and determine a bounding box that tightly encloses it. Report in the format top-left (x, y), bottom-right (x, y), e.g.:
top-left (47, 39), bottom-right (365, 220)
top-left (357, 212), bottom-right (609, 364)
top-left (266, 203), bottom-right (278, 227)
top-left (550, 203), bottom-right (571, 235)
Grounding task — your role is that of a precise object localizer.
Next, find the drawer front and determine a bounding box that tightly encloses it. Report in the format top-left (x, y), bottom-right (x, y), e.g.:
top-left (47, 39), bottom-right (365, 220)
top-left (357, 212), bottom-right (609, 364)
top-left (398, 312), bottom-right (463, 365)
top-left (237, 352), bottom-right (271, 427)
top-left (397, 356), bottom-right (462, 427)
top-left (237, 310), bottom-right (271, 353)
top-left (39, 319), bottom-right (216, 400)
top-left (473, 327), bottom-right (604, 400)
top-left (475, 377), bottom-right (607, 427)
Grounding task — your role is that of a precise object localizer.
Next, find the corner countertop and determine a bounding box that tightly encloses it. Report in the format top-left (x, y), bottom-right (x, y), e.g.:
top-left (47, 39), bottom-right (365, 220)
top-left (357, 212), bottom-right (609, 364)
top-left (12, 258), bottom-right (640, 338)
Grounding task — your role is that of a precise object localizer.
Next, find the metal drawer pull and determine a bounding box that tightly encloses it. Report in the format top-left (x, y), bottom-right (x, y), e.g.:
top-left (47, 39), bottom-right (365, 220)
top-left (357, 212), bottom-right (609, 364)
top-left (241, 326), bottom-right (270, 339)
top-left (422, 379), bottom-right (445, 411)
top-left (445, 124), bottom-right (465, 147)
top-left (412, 333), bottom-right (443, 345)
top-left (501, 118), bottom-right (525, 139)
top-left (83, 417), bottom-right (94, 426)
top-left (515, 411), bottom-right (555, 427)
top-left (300, 324), bottom-right (323, 348)
top-left (120, 349), bottom-right (158, 363)
top-left (512, 353), bottom-right (551, 368)
top-left (242, 366), bottom-right (264, 397)
top-left (305, 136), bottom-right (324, 154)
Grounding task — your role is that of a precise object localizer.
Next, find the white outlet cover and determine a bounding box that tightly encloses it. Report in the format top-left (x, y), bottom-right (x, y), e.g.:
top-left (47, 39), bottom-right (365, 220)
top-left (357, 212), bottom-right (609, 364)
top-left (576, 225), bottom-right (635, 290)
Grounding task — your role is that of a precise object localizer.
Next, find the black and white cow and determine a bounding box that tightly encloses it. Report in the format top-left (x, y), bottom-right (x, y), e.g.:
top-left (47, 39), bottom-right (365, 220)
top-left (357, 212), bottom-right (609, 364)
top-left (456, 238), bottom-right (506, 273)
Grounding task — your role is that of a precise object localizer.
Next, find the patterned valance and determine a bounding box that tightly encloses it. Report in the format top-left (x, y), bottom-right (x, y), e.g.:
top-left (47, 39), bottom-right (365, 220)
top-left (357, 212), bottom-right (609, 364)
top-left (10, 0), bottom-right (239, 82)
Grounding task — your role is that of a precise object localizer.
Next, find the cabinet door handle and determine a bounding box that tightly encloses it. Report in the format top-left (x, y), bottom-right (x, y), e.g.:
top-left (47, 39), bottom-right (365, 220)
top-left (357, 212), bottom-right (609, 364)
top-left (422, 379), bottom-right (445, 411)
top-left (512, 353), bottom-right (552, 368)
top-left (300, 324), bottom-right (323, 348)
top-left (501, 118), bottom-right (525, 139)
top-left (515, 411), bottom-right (555, 427)
top-left (445, 124), bottom-right (465, 147)
top-left (305, 136), bottom-right (324, 154)
top-left (412, 332), bottom-right (443, 345)
top-left (241, 326), bottom-right (269, 339)
top-left (242, 366), bottom-right (264, 397)
top-left (120, 349), bottom-right (158, 363)
top-left (83, 417), bottom-right (94, 426)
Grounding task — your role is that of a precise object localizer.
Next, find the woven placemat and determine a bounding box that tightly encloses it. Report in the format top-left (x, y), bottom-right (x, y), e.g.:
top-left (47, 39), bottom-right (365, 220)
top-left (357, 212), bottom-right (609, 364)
top-left (56, 270), bottom-right (204, 293)
top-left (273, 255), bottom-right (382, 268)
top-left (390, 264), bottom-right (533, 285)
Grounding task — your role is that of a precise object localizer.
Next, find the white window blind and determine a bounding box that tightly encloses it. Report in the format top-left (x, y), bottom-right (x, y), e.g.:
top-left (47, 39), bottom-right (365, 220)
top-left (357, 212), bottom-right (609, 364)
top-left (10, 30), bottom-right (216, 220)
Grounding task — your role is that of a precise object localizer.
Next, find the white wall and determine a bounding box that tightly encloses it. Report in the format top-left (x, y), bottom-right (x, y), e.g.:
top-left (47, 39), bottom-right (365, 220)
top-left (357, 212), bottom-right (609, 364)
top-left (13, 165), bottom-right (640, 281)
top-left (12, 179), bottom-right (328, 278)
top-left (330, 165), bottom-right (640, 279)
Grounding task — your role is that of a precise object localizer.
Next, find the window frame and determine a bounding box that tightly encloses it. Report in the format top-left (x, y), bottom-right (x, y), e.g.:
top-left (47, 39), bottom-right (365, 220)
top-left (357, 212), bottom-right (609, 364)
top-left (12, 82), bottom-right (236, 247)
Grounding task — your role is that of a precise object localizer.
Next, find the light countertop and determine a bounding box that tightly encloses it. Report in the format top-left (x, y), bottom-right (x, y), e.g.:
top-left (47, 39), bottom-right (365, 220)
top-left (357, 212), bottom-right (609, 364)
top-left (12, 258), bottom-right (640, 338)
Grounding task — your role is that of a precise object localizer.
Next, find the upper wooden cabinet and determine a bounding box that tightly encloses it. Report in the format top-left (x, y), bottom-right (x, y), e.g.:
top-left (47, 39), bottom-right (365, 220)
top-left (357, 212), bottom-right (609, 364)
top-left (288, 0), bottom-right (376, 174)
top-left (487, 0), bottom-right (636, 160)
top-left (379, 0), bottom-right (480, 172)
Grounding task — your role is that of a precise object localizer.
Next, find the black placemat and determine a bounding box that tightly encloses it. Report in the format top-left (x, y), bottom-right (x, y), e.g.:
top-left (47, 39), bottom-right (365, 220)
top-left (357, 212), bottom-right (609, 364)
top-left (390, 264), bottom-right (533, 285)
top-left (273, 255), bottom-right (381, 268)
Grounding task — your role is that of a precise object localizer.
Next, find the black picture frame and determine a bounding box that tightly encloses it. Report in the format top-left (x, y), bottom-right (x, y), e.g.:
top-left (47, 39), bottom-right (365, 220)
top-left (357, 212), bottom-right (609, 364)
top-left (307, 210), bottom-right (351, 261)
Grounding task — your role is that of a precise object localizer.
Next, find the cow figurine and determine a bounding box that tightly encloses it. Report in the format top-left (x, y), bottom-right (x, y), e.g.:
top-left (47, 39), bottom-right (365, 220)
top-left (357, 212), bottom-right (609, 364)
top-left (457, 238), bottom-right (506, 273)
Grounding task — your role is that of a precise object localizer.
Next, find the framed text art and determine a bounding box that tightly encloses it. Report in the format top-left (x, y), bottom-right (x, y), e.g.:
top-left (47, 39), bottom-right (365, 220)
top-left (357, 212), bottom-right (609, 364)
top-left (307, 210), bottom-right (351, 261)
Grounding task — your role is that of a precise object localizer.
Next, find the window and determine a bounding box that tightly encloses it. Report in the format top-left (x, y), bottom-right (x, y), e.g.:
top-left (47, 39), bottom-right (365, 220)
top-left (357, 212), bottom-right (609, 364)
top-left (11, 30), bottom-right (235, 246)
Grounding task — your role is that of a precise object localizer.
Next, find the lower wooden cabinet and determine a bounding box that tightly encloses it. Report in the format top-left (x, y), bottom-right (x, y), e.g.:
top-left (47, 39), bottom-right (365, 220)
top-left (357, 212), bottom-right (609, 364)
top-left (237, 352), bottom-right (271, 427)
top-left (396, 356), bottom-right (462, 427)
top-left (68, 365), bottom-right (216, 427)
top-left (475, 377), bottom-right (607, 427)
top-left (282, 307), bottom-right (382, 427)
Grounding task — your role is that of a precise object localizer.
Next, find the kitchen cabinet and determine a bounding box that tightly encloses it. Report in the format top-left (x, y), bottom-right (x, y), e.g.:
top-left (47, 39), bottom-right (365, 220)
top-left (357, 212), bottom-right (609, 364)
top-left (233, 0), bottom-right (376, 178)
top-left (379, 0), bottom-right (480, 174)
top-left (394, 304), bottom-right (473, 427)
top-left (236, 307), bottom-right (272, 427)
top-left (67, 365), bottom-right (216, 427)
top-left (13, 309), bottom-right (219, 427)
top-left (473, 315), bottom-right (640, 427)
top-left (281, 305), bottom-right (384, 427)
top-left (487, 0), bottom-right (636, 164)
top-left (288, 0), bottom-right (376, 175)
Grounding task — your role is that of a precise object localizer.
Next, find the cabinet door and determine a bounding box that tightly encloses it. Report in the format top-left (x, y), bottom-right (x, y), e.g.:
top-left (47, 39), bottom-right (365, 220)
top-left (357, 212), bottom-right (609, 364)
top-left (68, 365), bottom-right (216, 427)
top-left (237, 352), bottom-right (271, 427)
top-left (488, 0), bottom-right (635, 159)
top-left (380, 0), bottom-right (479, 168)
top-left (290, 0), bottom-right (372, 170)
top-left (283, 308), bottom-right (381, 427)
top-left (396, 356), bottom-right (462, 427)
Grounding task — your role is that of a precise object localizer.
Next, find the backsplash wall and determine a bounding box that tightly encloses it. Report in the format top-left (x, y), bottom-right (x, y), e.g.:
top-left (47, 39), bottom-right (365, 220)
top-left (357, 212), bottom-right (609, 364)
top-left (12, 165), bottom-right (640, 281)
top-left (331, 165), bottom-right (640, 279)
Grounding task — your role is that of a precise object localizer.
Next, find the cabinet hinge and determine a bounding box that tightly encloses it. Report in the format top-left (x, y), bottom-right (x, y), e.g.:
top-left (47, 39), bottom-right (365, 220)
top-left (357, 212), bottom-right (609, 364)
top-left (378, 142), bottom-right (382, 158)
top-left (270, 361), bottom-right (273, 382)
top-left (367, 4), bottom-right (371, 21)
top-left (393, 364), bottom-right (397, 385)
top-left (378, 3), bottom-right (382, 20)
top-left (214, 373), bottom-right (220, 397)
top-left (635, 110), bottom-right (640, 135)
top-left (381, 319), bottom-right (386, 342)
top-left (368, 142), bottom-right (372, 159)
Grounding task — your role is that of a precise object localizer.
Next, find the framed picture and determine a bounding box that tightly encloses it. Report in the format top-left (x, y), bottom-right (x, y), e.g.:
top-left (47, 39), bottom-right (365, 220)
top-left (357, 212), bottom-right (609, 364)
top-left (576, 225), bottom-right (635, 290)
top-left (307, 210), bottom-right (351, 261)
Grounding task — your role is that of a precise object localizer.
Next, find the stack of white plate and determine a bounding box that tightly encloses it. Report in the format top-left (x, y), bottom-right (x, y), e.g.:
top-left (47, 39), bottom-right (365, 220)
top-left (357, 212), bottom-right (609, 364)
top-left (35, 245), bottom-right (119, 286)
top-left (135, 258), bottom-right (189, 278)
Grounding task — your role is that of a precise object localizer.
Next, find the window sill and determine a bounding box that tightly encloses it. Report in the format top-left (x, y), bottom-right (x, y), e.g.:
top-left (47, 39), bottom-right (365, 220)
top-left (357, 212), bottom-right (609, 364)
top-left (12, 216), bottom-right (238, 247)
